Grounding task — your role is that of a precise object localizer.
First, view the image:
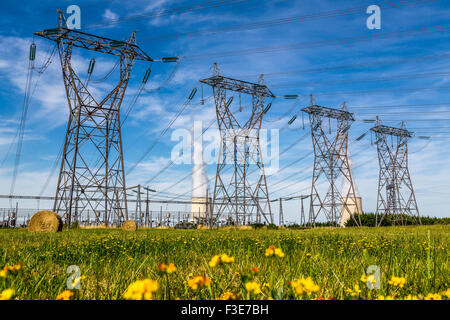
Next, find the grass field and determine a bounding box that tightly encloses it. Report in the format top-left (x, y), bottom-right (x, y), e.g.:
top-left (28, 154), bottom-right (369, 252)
top-left (0, 225), bottom-right (449, 300)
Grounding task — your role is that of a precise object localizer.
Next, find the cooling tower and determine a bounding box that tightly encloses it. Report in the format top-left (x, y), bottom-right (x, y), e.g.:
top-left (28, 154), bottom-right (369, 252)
top-left (340, 197), bottom-right (362, 227)
top-left (190, 197), bottom-right (212, 222)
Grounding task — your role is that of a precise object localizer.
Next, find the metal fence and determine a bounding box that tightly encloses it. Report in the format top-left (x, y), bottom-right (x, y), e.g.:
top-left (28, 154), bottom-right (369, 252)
top-left (0, 207), bottom-right (196, 228)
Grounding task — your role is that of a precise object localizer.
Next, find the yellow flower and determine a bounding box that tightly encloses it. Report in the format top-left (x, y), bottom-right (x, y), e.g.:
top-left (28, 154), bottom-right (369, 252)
top-left (9, 263), bottom-right (22, 272)
top-left (188, 276), bottom-right (211, 290)
top-left (388, 276), bottom-right (406, 288)
top-left (166, 263), bottom-right (177, 274)
top-left (346, 284), bottom-right (362, 297)
top-left (245, 281), bottom-right (261, 295)
top-left (56, 290), bottom-right (74, 300)
top-left (360, 274), bottom-right (376, 285)
top-left (0, 264), bottom-right (22, 278)
top-left (220, 254), bottom-right (235, 264)
top-left (424, 293), bottom-right (442, 300)
top-left (290, 277), bottom-right (320, 296)
top-left (442, 288), bottom-right (450, 299)
top-left (219, 292), bottom-right (240, 300)
top-left (71, 275), bottom-right (86, 288)
top-left (265, 246), bottom-right (275, 256)
top-left (209, 255), bottom-right (221, 267)
top-left (158, 263), bottom-right (177, 274)
top-left (123, 279), bottom-right (158, 300)
top-left (377, 295), bottom-right (394, 300)
top-left (265, 246), bottom-right (284, 258)
top-left (274, 248), bottom-right (285, 258)
top-left (403, 294), bottom-right (419, 300)
top-left (0, 288), bottom-right (14, 300)
top-left (209, 254), bottom-right (235, 267)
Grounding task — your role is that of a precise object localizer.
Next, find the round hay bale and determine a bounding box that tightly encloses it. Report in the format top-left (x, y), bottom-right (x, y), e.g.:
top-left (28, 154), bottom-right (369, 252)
top-left (28, 210), bottom-right (63, 233)
top-left (122, 220), bottom-right (137, 231)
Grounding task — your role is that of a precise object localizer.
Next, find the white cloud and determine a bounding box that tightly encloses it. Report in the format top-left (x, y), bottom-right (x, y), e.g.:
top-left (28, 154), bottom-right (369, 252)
top-left (102, 9), bottom-right (119, 21)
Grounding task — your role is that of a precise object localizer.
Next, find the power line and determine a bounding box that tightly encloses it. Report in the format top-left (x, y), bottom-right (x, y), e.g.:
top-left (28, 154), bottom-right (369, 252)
top-left (83, 0), bottom-right (255, 30)
top-left (125, 89), bottom-right (205, 176)
top-left (161, 130), bottom-right (311, 201)
top-left (290, 84), bottom-right (450, 97)
top-left (183, 23), bottom-right (450, 60)
top-left (270, 70), bottom-right (450, 88)
top-left (349, 102), bottom-right (450, 110)
top-left (143, 0), bottom-right (439, 42)
top-left (236, 52), bottom-right (450, 79)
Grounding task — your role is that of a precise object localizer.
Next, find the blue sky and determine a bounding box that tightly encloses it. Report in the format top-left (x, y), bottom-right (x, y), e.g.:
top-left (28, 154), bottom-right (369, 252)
top-left (0, 0), bottom-right (449, 222)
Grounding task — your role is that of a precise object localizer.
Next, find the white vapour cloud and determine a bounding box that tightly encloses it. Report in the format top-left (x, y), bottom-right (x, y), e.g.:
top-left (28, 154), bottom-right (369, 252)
top-left (102, 9), bottom-right (119, 21)
top-left (191, 121), bottom-right (208, 198)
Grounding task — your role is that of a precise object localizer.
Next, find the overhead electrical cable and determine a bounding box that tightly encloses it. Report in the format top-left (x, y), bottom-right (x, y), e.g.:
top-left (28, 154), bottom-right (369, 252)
top-left (83, 0), bottom-right (255, 30)
top-left (183, 23), bottom-right (450, 60)
top-left (144, 0), bottom-right (439, 42)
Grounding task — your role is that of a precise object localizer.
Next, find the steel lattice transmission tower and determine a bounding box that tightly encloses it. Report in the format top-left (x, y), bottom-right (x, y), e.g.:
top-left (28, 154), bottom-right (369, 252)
top-left (302, 97), bottom-right (361, 227)
top-left (34, 12), bottom-right (153, 226)
top-left (200, 64), bottom-right (274, 225)
top-left (370, 117), bottom-right (421, 226)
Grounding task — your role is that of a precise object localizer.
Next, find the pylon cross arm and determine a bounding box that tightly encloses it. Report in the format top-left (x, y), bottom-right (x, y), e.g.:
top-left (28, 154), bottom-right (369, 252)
top-left (302, 105), bottom-right (354, 121)
top-left (34, 28), bottom-right (153, 61)
top-left (200, 76), bottom-right (274, 97)
top-left (370, 125), bottom-right (412, 137)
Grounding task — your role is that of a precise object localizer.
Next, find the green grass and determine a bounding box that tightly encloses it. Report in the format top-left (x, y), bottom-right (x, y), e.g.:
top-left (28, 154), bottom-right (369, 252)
top-left (0, 225), bottom-right (449, 300)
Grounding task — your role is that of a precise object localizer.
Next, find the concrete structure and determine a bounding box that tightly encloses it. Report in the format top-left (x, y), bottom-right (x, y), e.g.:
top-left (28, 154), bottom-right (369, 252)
top-left (340, 197), bottom-right (362, 227)
top-left (190, 197), bottom-right (211, 223)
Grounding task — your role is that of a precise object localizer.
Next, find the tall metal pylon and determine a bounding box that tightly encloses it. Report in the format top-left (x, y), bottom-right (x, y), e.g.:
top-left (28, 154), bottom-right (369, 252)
top-left (35, 11), bottom-right (153, 226)
top-left (302, 97), bottom-right (361, 227)
top-left (200, 63), bottom-right (274, 225)
top-left (370, 117), bottom-right (421, 226)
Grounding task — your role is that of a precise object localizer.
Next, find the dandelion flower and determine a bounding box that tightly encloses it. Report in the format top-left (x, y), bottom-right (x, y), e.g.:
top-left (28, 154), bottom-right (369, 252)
top-left (71, 275), bottom-right (86, 288)
top-left (388, 276), bottom-right (406, 288)
top-left (346, 284), bottom-right (362, 297)
top-left (0, 288), bottom-right (14, 300)
top-left (188, 276), bottom-right (211, 290)
top-left (377, 295), bottom-right (395, 300)
top-left (123, 279), bottom-right (158, 300)
top-left (208, 255), bottom-right (221, 268)
top-left (403, 294), bottom-right (419, 300)
top-left (290, 277), bottom-right (320, 296)
top-left (219, 292), bottom-right (240, 300)
top-left (220, 254), bottom-right (235, 264)
top-left (424, 293), bottom-right (442, 300)
top-left (245, 281), bottom-right (261, 295)
top-left (360, 274), bottom-right (376, 286)
top-left (442, 288), bottom-right (450, 299)
top-left (265, 246), bottom-right (284, 258)
top-left (274, 248), bottom-right (285, 258)
top-left (158, 263), bottom-right (177, 274)
top-left (56, 290), bottom-right (74, 300)
top-left (166, 263), bottom-right (177, 274)
top-left (209, 254), bottom-right (234, 267)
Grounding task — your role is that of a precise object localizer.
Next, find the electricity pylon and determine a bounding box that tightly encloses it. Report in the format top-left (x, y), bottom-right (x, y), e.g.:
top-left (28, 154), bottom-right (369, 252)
top-left (200, 64), bottom-right (274, 225)
top-left (35, 11), bottom-right (153, 226)
top-left (370, 117), bottom-right (421, 226)
top-left (302, 97), bottom-right (361, 227)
